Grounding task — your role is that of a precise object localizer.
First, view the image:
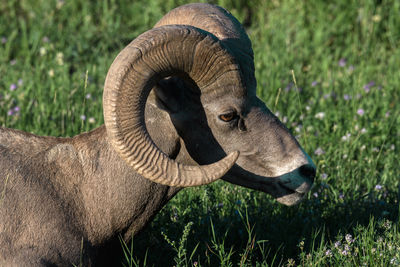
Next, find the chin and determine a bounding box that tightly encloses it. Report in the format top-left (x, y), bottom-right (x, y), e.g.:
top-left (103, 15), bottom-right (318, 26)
top-left (276, 192), bottom-right (306, 206)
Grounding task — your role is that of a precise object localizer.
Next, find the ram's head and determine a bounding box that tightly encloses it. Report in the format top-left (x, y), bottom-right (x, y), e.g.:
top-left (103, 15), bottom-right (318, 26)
top-left (103, 3), bottom-right (315, 206)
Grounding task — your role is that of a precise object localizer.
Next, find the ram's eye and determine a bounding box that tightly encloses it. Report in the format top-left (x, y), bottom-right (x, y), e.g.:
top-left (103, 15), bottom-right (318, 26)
top-left (219, 112), bottom-right (237, 122)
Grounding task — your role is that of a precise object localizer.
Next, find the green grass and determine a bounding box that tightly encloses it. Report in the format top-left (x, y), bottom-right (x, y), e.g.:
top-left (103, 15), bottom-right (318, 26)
top-left (1, 0), bottom-right (400, 266)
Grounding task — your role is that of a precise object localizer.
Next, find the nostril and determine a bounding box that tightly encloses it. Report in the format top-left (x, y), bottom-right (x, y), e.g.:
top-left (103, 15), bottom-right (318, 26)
top-left (299, 164), bottom-right (316, 182)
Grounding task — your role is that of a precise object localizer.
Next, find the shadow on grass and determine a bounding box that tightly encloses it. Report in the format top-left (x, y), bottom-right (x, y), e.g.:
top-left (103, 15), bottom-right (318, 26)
top-left (121, 186), bottom-right (399, 266)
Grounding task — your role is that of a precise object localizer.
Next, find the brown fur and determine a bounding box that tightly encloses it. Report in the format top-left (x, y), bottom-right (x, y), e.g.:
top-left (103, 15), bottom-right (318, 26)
top-left (0, 103), bottom-right (181, 266)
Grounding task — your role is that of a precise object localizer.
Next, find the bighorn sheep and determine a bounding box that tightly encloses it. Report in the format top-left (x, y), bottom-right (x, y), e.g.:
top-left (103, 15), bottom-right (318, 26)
top-left (0, 3), bottom-right (315, 266)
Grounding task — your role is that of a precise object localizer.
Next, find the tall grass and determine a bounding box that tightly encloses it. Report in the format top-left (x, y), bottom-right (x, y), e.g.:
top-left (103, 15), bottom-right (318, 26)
top-left (1, 0), bottom-right (399, 266)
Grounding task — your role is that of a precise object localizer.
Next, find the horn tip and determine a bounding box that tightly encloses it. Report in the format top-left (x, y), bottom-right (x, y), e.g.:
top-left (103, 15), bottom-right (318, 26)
top-left (227, 151), bottom-right (240, 165)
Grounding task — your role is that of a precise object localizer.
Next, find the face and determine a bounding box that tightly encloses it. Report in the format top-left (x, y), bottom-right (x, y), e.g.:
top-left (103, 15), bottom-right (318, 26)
top-left (207, 95), bottom-right (315, 205)
top-left (157, 77), bottom-right (316, 206)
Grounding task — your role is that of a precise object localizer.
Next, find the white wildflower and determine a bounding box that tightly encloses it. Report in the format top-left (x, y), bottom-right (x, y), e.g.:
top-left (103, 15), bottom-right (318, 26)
top-left (315, 112), bottom-right (325, 119)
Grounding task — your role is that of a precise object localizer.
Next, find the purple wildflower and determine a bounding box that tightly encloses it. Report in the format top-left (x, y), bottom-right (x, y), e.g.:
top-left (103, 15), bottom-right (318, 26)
top-left (363, 81), bottom-right (375, 92)
top-left (42, 36), bottom-right (50, 43)
top-left (338, 58), bottom-right (347, 67)
top-left (334, 241), bottom-right (341, 248)
top-left (325, 249), bottom-right (332, 257)
top-left (311, 81), bottom-right (318, 87)
top-left (17, 79), bottom-right (23, 86)
top-left (313, 192), bottom-right (318, 198)
top-left (7, 106), bottom-right (21, 117)
top-left (1, 36), bottom-right (7, 44)
top-left (339, 193), bottom-right (344, 199)
top-left (357, 108), bottom-right (365, 116)
top-left (314, 147), bottom-right (325, 156)
top-left (9, 84), bottom-right (17, 91)
top-left (85, 93), bottom-right (92, 99)
top-left (343, 94), bottom-right (351, 101)
top-left (321, 173), bottom-right (328, 179)
top-left (80, 115), bottom-right (86, 121)
top-left (385, 112), bottom-right (390, 118)
top-left (284, 83), bottom-right (294, 92)
top-left (375, 184), bottom-right (383, 191)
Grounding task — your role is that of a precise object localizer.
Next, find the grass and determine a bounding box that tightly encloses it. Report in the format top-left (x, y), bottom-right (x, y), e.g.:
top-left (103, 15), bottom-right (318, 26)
top-left (1, 0), bottom-right (400, 266)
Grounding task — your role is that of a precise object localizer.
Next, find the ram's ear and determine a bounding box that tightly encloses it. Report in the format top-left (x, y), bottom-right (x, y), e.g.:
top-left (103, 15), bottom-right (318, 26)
top-left (153, 77), bottom-right (183, 114)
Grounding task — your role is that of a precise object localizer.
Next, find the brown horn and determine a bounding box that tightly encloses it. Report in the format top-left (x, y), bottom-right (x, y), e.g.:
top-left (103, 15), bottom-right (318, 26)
top-left (154, 3), bottom-right (256, 93)
top-left (103, 25), bottom-right (241, 187)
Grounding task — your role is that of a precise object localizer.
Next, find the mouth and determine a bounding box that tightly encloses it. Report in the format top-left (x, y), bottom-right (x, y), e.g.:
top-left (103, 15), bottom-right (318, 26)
top-left (252, 172), bottom-right (312, 206)
top-left (223, 163), bottom-right (314, 206)
top-left (275, 182), bottom-right (306, 206)
top-left (276, 191), bottom-right (305, 206)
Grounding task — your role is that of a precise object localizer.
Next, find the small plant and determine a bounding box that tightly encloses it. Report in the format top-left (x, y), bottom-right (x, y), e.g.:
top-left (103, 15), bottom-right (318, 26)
top-left (162, 221), bottom-right (199, 267)
top-left (120, 235), bottom-right (148, 267)
top-left (206, 218), bottom-right (235, 267)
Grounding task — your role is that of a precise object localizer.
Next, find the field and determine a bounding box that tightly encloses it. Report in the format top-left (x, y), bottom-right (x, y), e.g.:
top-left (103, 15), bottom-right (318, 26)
top-left (1, 0), bottom-right (400, 266)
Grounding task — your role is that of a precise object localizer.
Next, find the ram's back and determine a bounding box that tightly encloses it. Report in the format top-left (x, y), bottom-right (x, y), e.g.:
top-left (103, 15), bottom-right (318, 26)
top-left (0, 127), bottom-right (84, 266)
top-left (0, 127), bottom-right (62, 154)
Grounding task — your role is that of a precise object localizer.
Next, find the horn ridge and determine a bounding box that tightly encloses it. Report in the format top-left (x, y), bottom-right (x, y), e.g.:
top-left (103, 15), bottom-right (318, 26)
top-left (103, 25), bottom-right (240, 187)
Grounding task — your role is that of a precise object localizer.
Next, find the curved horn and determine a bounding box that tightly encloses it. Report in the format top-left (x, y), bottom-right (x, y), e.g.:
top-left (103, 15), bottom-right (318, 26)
top-left (154, 3), bottom-right (256, 93)
top-left (103, 25), bottom-right (241, 187)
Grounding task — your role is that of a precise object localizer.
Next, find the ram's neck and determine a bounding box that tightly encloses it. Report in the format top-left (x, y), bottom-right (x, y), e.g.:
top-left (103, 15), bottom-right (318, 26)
top-left (71, 102), bottom-right (183, 245)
